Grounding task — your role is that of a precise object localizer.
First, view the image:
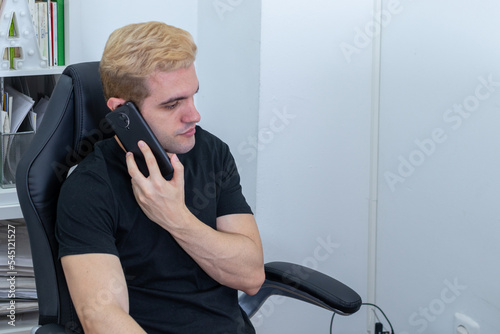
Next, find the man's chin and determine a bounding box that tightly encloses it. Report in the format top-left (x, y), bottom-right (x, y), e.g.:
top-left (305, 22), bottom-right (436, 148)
top-left (168, 138), bottom-right (196, 155)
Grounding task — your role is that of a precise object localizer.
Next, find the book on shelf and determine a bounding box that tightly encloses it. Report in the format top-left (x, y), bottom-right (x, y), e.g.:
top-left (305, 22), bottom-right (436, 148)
top-left (35, 1), bottom-right (49, 63)
top-left (0, 0), bottom-right (65, 68)
top-left (56, 0), bottom-right (64, 65)
top-left (34, 0), bottom-right (65, 66)
top-left (48, 0), bottom-right (64, 66)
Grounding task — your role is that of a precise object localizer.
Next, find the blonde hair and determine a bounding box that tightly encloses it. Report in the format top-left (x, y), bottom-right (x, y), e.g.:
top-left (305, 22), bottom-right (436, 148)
top-left (100, 21), bottom-right (197, 106)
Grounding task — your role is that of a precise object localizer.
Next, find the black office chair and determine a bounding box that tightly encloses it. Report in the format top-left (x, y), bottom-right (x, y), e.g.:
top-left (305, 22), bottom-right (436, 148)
top-left (16, 62), bottom-right (361, 333)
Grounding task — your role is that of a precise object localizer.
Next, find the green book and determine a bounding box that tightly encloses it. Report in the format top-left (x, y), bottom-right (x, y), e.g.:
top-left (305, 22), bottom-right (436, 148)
top-left (55, 0), bottom-right (64, 65)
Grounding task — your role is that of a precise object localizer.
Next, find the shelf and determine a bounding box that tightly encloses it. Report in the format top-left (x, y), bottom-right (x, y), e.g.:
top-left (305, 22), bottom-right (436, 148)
top-left (0, 187), bottom-right (22, 219)
top-left (0, 66), bottom-right (66, 221)
top-left (0, 66), bottom-right (66, 78)
top-left (0, 326), bottom-right (32, 334)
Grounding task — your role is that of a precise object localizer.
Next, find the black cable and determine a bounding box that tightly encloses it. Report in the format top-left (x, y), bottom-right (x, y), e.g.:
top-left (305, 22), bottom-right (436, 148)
top-left (327, 303), bottom-right (394, 334)
top-left (362, 302), bottom-right (395, 334)
top-left (329, 312), bottom-right (335, 334)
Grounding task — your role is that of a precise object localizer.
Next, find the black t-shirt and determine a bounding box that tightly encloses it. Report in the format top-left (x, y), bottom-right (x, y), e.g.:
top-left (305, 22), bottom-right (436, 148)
top-left (56, 126), bottom-right (255, 334)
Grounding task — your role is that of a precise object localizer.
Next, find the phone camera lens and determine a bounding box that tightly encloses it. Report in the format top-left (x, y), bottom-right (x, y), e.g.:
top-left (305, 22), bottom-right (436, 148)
top-left (118, 113), bottom-right (130, 129)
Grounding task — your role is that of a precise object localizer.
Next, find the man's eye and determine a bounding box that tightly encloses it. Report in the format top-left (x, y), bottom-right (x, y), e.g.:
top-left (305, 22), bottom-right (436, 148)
top-left (165, 101), bottom-right (179, 110)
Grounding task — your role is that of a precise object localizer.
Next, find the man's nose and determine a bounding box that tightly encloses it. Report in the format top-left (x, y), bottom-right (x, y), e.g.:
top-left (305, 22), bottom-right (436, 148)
top-left (183, 99), bottom-right (201, 123)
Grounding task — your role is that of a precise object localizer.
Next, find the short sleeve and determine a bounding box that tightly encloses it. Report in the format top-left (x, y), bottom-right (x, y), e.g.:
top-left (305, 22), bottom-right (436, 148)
top-left (216, 146), bottom-right (253, 217)
top-left (56, 170), bottom-right (119, 258)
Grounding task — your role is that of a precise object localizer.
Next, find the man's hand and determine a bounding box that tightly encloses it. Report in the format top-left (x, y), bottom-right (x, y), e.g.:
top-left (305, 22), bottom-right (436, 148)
top-left (126, 140), bottom-right (190, 229)
top-left (125, 141), bottom-right (265, 295)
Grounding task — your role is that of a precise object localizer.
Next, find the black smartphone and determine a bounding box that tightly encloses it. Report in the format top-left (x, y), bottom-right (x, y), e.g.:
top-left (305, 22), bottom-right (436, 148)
top-left (105, 101), bottom-right (174, 180)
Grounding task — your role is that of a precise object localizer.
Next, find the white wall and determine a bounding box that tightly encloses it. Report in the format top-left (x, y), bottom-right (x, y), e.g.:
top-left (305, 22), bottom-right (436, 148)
top-left (65, 0), bottom-right (198, 64)
top-left (253, 1), bottom-right (373, 333)
top-left (376, 0), bottom-right (500, 333)
top-left (195, 0), bottom-right (261, 210)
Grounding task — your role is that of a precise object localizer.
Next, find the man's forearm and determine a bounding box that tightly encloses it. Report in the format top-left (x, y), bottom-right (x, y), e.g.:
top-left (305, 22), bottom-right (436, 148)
top-left (78, 304), bottom-right (146, 334)
top-left (62, 254), bottom-right (146, 334)
top-left (164, 209), bottom-right (265, 295)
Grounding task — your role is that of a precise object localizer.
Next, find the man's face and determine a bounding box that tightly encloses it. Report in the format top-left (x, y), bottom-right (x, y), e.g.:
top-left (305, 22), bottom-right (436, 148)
top-left (140, 64), bottom-right (201, 154)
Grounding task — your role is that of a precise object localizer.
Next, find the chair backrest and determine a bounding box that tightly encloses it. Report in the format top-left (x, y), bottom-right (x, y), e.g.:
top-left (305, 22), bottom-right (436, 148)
top-left (16, 62), bottom-right (113, 331)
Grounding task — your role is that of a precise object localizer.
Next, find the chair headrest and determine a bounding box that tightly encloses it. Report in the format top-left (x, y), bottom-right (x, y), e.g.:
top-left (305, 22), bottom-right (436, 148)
top-left (17, 61), bottom-right (113, 208)
top-left (61, 62), bottom-right (114, 169)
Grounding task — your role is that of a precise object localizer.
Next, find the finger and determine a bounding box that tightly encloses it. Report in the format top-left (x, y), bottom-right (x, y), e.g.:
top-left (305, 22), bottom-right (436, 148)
top-left (137, 140), bottom-right (162, 178)
top-left (125, 151), bottom-right (144, 179)
top-left (170, 154), bottom-right (185, 184)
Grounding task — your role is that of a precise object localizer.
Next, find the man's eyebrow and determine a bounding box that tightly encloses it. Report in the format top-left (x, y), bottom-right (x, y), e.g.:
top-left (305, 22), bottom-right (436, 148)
top-left (160, 85), bottom-right (199, 106)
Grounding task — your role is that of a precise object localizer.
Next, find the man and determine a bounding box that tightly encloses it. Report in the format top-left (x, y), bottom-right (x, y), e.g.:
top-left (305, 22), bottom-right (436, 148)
top-left (56, 21), bottom-right (265, 333)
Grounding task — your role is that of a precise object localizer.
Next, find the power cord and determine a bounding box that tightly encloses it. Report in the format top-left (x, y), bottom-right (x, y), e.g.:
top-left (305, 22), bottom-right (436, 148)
top-left (329, 312), bottom-right (335, 333)
top-left (328, 302), bottom-right (394, 334)
top-left (362, 303), bottom-right (394, 334)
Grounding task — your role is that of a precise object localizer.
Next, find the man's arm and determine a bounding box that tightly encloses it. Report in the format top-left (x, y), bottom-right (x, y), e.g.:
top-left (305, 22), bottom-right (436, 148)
top-left (167, 211), bottom-right (264, 296)
top-left (61, 253), bottom-right (146, 334)
top-left (126, 141), bottom-right (265, 295)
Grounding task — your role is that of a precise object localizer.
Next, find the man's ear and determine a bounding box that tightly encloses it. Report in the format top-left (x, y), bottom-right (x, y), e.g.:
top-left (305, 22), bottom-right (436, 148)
top-left (107, 97), bottom-right (127, 111)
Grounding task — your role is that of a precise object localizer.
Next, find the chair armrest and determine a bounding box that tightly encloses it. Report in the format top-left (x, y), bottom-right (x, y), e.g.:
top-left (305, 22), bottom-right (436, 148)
top-left (239, 261), bottom-right (362, 318)
top-left (31, 324), bottom-right (68, 334)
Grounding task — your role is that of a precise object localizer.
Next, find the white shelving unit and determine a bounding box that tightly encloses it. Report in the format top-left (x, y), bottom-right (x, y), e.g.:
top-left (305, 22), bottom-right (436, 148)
top-left (0, 328), bottom-right (31, 333)
top-left (0, 67), bottom-right (65, 78)
top-left (0, 325), bottom-right (33, 334)
top-left (0, 0), bottom-right (66, 330)
top-left (0, 65), bottom-right (65, 334)
top-left (0, 187), bottom-right (22, 219)
top-left (0, 65), bottom-right (64, 207)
